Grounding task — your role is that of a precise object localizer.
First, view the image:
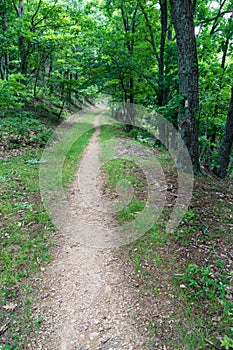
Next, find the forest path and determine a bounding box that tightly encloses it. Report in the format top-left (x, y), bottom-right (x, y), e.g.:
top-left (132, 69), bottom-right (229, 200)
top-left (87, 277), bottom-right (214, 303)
top-left (29, 107), bottom-right (149, 350)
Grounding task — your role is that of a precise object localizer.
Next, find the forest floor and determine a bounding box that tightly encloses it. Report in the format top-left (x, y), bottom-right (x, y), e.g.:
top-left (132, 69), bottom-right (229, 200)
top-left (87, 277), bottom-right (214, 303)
top-left (1, 104), bottom-right (232, 350)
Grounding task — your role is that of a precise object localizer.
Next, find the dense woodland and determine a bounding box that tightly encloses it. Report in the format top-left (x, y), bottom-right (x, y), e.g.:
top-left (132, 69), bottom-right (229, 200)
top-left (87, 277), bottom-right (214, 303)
top-left (0, 0), bottom-right (233, 177)
top-left (1, 1), bottom-right (233, 349)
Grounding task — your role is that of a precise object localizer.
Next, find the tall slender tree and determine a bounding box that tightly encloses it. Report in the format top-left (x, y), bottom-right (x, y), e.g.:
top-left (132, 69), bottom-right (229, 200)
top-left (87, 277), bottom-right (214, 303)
top-left (13, 0), bottom-right (29, 76)
top-left (213, 86), bottom-right (233, 178)
top-left (0, 1), bottom-right (10, 80)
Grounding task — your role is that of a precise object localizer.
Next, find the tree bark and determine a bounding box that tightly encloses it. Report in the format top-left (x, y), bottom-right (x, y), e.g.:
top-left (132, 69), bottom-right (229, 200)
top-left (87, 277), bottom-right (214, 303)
top-left (213, 86), bottom-right (233, 178)
top-left (169, 0), bottom-right (202, 174)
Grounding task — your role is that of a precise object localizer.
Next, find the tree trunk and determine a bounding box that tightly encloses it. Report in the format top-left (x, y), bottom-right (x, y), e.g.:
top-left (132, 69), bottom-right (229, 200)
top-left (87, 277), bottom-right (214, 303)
top-left (33, 66), bottom-right (40, 98)
top-left (120, 5), bottom-right (138, 131)
top-left (140, 0), bottom-right (170, 146)
top-left (207, 17), bottom-right (232, 161)
top-left (0, 57), bottom-right (4, 80)
top-left (213, 86), bottom-right (233, 178)
top-left (169, 0), bottom-right (202, 174)
top-left (0, 10), bottom-right (9, 80)
top-left (158, 0), bottom-right (168, 107)
top-left (140, 0), bottom-right (169, 107)
top-left (13, 1), bottom-right (29, 77)
top-left (18, 35), bottom-right (29, 75)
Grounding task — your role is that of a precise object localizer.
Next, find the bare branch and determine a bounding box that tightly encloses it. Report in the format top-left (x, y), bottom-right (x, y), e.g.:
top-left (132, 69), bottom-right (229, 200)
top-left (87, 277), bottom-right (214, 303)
top-left (199, 10), bottom-right (233, 26)
top-left (12, 0), bottom-right (24, 18)
top-left (31, 0), bottom-right (42, 27)
top-left (210, 0), bottom-right (228, 34)
top-left (139, 3), bottom-right (160, 63)
top-left (12, 1), bottom-right (20, 17)
top-left (32, 0), bottom-right (59, 30)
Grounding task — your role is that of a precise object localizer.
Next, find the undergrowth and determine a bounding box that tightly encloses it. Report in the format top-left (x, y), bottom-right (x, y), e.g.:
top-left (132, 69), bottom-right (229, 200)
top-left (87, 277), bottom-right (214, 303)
top-left (0, 109), bottom-right (97, 349)
top-left (0, 113), bottom-right (53, 151)
top-left (100, 121), bottom-right (233, 350)
top-left (0, 150), bottom-right (54, 349)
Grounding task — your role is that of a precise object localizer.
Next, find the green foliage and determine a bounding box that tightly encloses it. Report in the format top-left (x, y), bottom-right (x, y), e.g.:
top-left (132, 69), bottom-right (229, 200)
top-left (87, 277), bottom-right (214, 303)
top-left (100, 122), bottom-right (148, 225)
top-left (0, 111), bottom-right (96, 348)
top-left (178, 263), bottom-right (230, 301)
top-left (220, 334), bottom-right (233, 350)
top-left (0, 150), bottom-right (53, 348)
top-left (157, 94), bottom-right (183, 126)
top-left (196, 1), bottom-right (233, 173)
top-left (175, 261), bottom-right (233, 349)
top-left (0, 75), bottom-right (27, 114)
top-left (0, 0), bottom-right (232, 176)
top-left (0, 114), bottom-right (53, 149)
top-left (100, 122), bottom-right (232, 349)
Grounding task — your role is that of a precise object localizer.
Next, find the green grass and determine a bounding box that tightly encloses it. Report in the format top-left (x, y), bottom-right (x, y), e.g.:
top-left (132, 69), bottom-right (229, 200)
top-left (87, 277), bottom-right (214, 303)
top-left (99, 123), bottom-right (148, 225)
top-left (99, 122), bottom-right (171, 346)
top-left (0, 110), bottom-right (98, 349)
top-left (99, 122), bottom-right (233, 349)
top-left (0, 149), bottom-right (54, 348)
top-left (62, 122), bottom-right (95, 186)
top-left (174, 261), bottom-right (233, 349)
top-left (2, 112), bottom-right (231, 349)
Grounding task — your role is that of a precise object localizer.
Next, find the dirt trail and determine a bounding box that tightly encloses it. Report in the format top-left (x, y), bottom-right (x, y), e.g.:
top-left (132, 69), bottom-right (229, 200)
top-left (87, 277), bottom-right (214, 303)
top-left (29, 110), bottom-right (149, 350)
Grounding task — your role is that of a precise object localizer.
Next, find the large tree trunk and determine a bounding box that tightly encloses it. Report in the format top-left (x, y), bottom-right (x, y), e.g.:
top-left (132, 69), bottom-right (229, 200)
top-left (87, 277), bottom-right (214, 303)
top-left (169, 0), bottom-right (201, 174)
top-left (213, 86), bottom-right (233, 178)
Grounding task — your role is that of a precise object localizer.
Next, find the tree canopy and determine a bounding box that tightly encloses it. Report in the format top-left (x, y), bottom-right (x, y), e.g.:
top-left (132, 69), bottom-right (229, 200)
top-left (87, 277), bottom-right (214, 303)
top-left (0, 0), bottom-right (232, 176)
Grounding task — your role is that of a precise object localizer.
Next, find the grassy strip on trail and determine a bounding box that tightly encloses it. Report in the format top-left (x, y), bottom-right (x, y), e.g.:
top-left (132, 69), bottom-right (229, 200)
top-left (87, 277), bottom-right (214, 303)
top-left (0, 110), bottom-right (97, 349)
top-left (99, 121), bottom-right (233, 350)
top-left (62, 111), bottom-right (97, 186)
top-left (100, 122), bottom-right (148, 225)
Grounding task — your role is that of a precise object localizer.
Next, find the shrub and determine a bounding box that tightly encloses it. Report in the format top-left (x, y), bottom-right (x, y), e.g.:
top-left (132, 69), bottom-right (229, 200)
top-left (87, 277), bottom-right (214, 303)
top-left (0, 74), bottom-right (27, 115)
top-left (0, 114), bottom-right (53, 149)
